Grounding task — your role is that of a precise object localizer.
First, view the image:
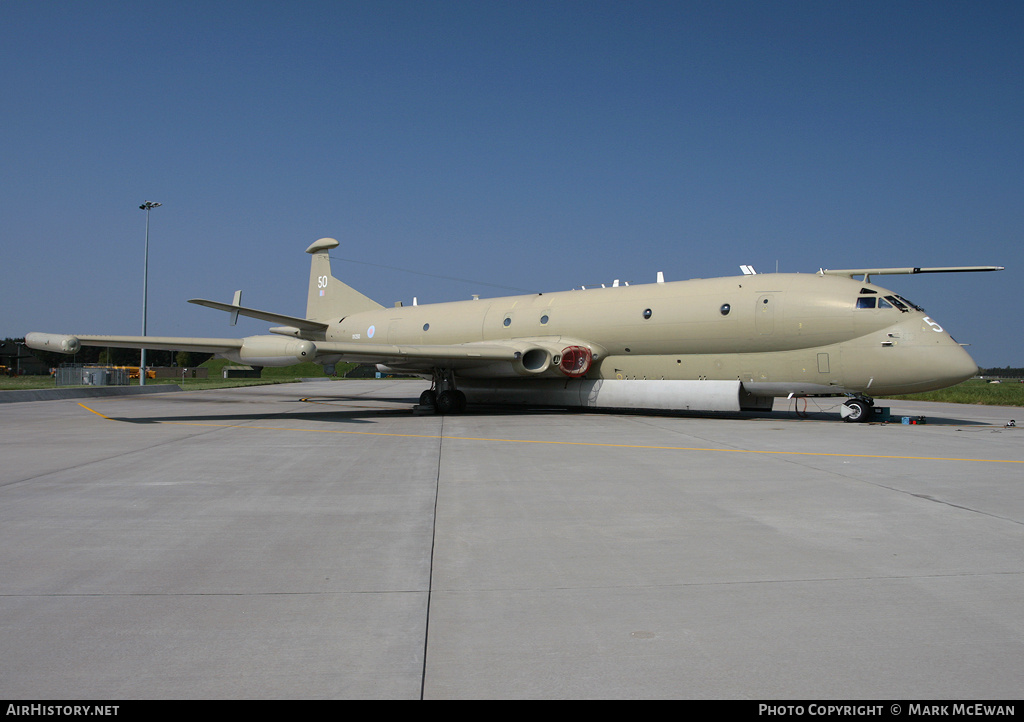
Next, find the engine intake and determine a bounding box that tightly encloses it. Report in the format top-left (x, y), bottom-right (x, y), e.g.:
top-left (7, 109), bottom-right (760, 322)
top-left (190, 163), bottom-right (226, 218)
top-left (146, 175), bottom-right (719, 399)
top-left (558, 346), bottom-right (592, 377)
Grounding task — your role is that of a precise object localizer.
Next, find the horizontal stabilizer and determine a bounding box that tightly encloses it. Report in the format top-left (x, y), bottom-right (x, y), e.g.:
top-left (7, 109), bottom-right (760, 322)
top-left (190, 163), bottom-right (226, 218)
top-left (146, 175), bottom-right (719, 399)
top-left (189, 298), bottom-right (329, 331)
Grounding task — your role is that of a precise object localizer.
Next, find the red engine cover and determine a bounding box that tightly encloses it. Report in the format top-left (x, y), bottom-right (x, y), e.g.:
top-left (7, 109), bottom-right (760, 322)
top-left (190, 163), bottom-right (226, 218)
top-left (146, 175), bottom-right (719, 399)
top-left (558, 346), bottom-right (592, 377)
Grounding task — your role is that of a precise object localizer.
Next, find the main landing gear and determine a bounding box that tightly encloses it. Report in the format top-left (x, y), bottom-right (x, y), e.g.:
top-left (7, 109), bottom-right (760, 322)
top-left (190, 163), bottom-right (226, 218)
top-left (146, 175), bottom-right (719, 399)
top-left (418, 368), bottom-right (467, 415)
top-left (841, 396), bottom-right (874, 423)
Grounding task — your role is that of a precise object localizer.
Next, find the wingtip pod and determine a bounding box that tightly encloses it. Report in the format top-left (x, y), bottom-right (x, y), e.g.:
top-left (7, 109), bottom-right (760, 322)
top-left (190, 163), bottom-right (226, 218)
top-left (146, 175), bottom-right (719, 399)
top-left (25, 332), bottom-right (81, 354)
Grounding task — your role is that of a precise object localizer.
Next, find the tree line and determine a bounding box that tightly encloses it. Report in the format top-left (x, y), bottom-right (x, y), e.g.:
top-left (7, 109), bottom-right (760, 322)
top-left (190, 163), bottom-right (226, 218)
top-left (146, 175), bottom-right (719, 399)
top-left (978, 366), bottom-right (1024, 378)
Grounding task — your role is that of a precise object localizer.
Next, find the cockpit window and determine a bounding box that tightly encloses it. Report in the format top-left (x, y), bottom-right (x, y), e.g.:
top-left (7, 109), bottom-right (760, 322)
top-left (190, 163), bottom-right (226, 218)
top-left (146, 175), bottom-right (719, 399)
top-left (856, 297), bottom-right (876, 309)
top-left (878, 298), bottom-right (893, 309)
top-left (885, 295), bottom-right (909, 312)
top-left (894, 294), bottom-right (924, 312)
top-left (859, 288), bottom-right (877, 294)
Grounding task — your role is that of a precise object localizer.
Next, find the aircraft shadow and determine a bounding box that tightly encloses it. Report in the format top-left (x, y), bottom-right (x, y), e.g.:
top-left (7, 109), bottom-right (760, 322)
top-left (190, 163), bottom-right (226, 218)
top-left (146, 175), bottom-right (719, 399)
top-left (102, 396), bottom-right (996, 426)
top-left (104, 408), bottom-right (412, 425)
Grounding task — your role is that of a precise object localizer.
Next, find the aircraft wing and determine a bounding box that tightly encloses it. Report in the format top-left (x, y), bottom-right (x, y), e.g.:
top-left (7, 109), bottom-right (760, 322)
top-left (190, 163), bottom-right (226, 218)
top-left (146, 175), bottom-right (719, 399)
top-left (188, 298), bottom-right (329, 331)
top-left (819, 266), bottom-right (1004, 278)
top-left (26, 332), bottom-right (244, 355)
top-left (25, 332), bottom-right (523, 370)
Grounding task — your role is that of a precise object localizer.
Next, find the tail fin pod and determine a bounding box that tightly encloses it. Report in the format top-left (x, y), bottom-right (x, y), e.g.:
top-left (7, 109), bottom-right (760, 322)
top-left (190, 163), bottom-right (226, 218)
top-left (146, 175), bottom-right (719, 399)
top-left (305, 238), bottom-right (383, 321)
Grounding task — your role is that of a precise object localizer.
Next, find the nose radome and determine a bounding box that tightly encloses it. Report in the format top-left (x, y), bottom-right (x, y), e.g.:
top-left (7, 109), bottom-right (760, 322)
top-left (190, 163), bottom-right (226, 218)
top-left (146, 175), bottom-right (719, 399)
top-left (917, 331), bottom-right (979, 390)
top-left (944, 343), bottom-right (979, 385)
top-left (891, 315), bottom-right (979, 393)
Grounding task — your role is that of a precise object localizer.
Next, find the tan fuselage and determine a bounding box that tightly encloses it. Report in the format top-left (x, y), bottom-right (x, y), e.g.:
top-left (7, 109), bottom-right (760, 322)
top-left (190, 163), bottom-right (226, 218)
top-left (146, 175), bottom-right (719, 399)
top-left (324, 272), bottom-right (977, 397)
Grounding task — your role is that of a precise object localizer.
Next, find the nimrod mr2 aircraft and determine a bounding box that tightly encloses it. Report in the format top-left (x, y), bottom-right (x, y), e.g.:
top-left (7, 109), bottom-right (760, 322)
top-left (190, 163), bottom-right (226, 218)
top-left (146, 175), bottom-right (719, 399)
top-left (27, 238), bottom-right (1002, 421)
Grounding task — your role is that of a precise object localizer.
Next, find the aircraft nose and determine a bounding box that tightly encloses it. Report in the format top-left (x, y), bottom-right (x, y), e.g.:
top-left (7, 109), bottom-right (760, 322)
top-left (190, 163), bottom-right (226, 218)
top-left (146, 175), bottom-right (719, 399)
top-left (919, 332), bottom-right (979, 390)
top-left (878, 317), bottom-right (980, 394)
top-left (942, 343), bottom-right (979, 385)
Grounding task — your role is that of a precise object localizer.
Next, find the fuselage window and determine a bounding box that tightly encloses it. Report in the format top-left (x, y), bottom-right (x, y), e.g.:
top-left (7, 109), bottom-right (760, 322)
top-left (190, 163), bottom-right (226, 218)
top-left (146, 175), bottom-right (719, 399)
top-left (540, 314), bottom-right (549, 325)
top-left (720, 303), bottom-right (731, 316)
top-left (423, 323), bottom-right (430, 331)
top-left (643, 308), bottom-right (652, 320)
top-left (503, 317), bottom-right (512, 327)
top-left (856, 297), bottom-right (876, 309)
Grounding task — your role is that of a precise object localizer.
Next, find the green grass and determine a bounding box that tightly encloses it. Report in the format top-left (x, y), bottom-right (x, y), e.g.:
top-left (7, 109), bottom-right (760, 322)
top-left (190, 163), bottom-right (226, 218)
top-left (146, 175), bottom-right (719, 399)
top-left (881, 378), bottom-right (1024, 406)
top-left (0, 375), bottom-right (66, 391)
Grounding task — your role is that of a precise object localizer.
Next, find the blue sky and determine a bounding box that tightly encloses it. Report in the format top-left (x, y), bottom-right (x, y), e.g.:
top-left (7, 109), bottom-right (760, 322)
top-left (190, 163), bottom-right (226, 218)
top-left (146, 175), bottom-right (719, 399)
top-left (3, 1), bottom-right (1021, 367)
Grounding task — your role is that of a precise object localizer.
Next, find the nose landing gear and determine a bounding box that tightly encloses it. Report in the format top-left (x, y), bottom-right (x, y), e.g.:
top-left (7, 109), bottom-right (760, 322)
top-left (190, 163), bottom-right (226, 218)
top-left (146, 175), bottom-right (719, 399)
top-left (842, 396), bottom-right (873, 423)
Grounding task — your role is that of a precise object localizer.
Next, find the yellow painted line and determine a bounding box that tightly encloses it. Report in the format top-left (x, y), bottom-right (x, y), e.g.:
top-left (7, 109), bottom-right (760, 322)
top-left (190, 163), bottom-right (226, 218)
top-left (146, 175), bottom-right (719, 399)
top-left (77, 403), bottom-right (111, 419)
top-left (96, 415), bottom-right (1022, 465)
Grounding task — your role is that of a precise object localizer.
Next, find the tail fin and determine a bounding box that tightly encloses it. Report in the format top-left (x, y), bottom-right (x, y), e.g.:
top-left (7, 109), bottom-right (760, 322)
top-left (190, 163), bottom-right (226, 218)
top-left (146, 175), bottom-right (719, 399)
top-left (305, 238), bottom-right (383, 321)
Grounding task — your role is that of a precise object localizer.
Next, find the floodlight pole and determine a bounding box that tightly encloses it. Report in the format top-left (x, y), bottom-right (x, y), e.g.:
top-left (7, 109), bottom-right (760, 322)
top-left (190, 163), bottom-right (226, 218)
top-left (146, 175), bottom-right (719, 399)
top-left (139, 201), bottom-right (161, 385)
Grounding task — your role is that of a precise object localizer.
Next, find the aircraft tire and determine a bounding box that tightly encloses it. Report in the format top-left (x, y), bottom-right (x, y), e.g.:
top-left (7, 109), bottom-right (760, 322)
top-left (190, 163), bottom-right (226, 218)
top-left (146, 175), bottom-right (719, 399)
top-left (843, 399), bottom-right (869, 423)
top-left (419, 390), bottom-right (437, 409)
top-left (436, 390), bottom-right (458, 415)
